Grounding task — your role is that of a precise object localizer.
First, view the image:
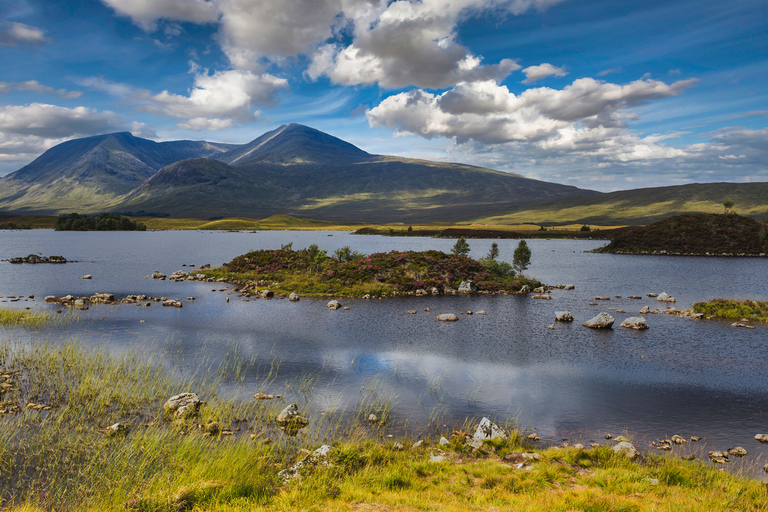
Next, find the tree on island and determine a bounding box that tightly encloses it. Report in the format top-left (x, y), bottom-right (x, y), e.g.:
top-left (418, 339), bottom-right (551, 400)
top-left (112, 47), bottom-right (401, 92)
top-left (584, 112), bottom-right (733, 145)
top-left (487, 242), bottom-right (499, 260)
top-left (451, 236), bottom-right (470, 256)
top-left (723, 200), bottom-right (735, 214)
top-left (513, 240), bottom-right (531, 275)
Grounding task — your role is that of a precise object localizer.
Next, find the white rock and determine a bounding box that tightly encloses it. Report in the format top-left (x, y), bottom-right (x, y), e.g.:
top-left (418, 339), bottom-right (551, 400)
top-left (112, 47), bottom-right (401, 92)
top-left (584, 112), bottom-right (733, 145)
top-left (583, 312), bottom-right (615, 329)
top-left (439, 437), bottom-right (450, 446)
top-left (620, 316), bottom-right (649, 330)
top-left (436, 313), bottom-right (458, 322)
top-left (657, 291), bottom-right (676, 302)
top-left (327, 300), bottom-right (342, 310)
top-left (554, 310), bottom-right (574, 322)
top-left (612, 441), bottom-right (638, 459)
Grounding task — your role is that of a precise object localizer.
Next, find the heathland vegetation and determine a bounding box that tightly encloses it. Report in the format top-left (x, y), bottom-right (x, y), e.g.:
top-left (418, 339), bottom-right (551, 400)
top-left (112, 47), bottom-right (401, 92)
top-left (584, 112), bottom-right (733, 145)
top-left (693, 299), bottom-right (768, 323)
top-left (54, 212), bottom-right (147, 231)
top-left (202, 245), bottom-right (539, 297)
top-left (595, 213), bottom-right (768, 255)
top-left (1, 339), bottom-right (767, 511)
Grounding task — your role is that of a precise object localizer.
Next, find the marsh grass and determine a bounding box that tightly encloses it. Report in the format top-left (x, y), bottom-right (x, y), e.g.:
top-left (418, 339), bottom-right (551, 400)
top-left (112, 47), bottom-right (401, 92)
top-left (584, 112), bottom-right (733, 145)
top-left (2, 339), bottom-right (768, 511)
top-left (0, 308), bottom-right (54, 328)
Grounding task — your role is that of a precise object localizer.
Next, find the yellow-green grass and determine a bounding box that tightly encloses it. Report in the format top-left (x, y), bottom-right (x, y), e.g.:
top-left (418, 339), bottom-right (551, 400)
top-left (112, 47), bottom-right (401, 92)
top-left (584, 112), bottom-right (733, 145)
top-left (3, 339), bottom-right (768, 512)
top-left (0, 307), bottom-right (52, 327)
top-left (0, 215), bottom-right (57, 229)
top-left (694, 299), bottom-right (768, 323)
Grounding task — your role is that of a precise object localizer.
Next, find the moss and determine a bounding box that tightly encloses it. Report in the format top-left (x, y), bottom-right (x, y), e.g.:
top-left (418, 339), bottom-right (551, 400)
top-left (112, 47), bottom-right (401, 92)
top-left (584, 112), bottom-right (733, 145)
top-left (693, 299), bottom-right (768, 322)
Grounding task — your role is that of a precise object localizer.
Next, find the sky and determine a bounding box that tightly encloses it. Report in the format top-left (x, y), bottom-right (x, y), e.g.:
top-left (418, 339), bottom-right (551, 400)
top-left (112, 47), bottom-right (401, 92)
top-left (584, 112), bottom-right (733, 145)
top-left (0, 0), bottom-right (766, 191)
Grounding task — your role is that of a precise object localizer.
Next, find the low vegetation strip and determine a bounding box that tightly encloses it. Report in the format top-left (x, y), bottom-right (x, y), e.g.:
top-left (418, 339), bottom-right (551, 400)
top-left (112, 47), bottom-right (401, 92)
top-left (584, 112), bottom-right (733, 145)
top-left (203, 246), bottom-right (540, 297)
top-left (3, 340), bottom-right (768, 511)
top-left (55, 212), bottom-right (147, 231)
top-left (596, 213), bottom-right (768, 255)
top-left (0, 308), bottom-right (51, 327)
top-left (693, 299), bottom-right (768, 323)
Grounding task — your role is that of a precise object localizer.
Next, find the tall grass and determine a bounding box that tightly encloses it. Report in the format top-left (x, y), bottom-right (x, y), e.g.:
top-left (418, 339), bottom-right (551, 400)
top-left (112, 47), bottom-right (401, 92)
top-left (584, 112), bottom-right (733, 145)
top-left (0, 308), bottom-right (54, 328)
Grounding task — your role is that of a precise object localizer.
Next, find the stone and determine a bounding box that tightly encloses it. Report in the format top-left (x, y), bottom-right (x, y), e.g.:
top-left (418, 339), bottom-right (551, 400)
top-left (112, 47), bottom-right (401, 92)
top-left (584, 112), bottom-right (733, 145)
top-left (367, 413), bottom-right (378, 424)
top-left (466, 417), bottom-right (507, 449)
top-left (690, 436), bottom-right (702, 442)
top-left (105, 423), bottom-right (129, 437)
top-left (393, 442), bottom-right (404, 450)
top-left (80, 274), bottom-right (92, 280)
top-left (583, 312), bottom-right (615, 329)
top-left (554, 310), bottom-right (574, 322)
top-left (458, 281), bottom-right (478, 294)
top-left (647, 293), bottom-right (658, 298)
top-left (278, 445), bottom-right (333, 482)
top-left (533, 287), bottom-right (546, 294)
top-left (708, 451), bottom-right (729, 464)
top-left (502, 452), bottom-right (541, 465)
top-left (412, 440), bottom-right (424, 449)
top-left (429, 453), bottom-right (447, 463)
top-left (430, 287), bottom-right (441, 295)
top-left (728, 447), bottom-right (747, 457)
top-left (436, 313), bottom-right (459, 322)
top-left (657, 291), bottom-right (676, 302)
top-left (755, 434), bottom-right (768, 444)
top-left (639, 306), bottom-right (650, 314)
top-left (44, 295), bottom-right (61, 303)
top-left (671, 435), bottom-right (687, 444)
top-left (407, 310), bottom-right (417, 314)
top-left (276, 403), bottom-right (309, 436)
top-left (527, 433), bottom-right (541, 442)
top-left (327, 300), bottom-right (342, 310)
top-left (164, 393), bottom-right (202, 418)
top-left (439, 436), bottom-right (450, 446)
top-left (261, 290), bottom-right (274, 298)
top-left (764, 463), bottom-right (768, 474)
top-left (476, 310), bottom-right (486, 315)
top-left (254, 392), bottom-right (274, 400)
top-left (682, 454), bottom-right (697, 461)
top-left (151, 271), bottom-right (166, 280)
top-left (620, 316), bottom-right (649, 329)
top-left (546, 324), bottom-right (555, 329)
top-left (532, 295), bottom-right (552, 300)
top-left (612, 441), bottom-right (638, 459)
top-left (289, 292), bottom-right (300, 301)
top-left (595, 296), bottom-right (610, 300)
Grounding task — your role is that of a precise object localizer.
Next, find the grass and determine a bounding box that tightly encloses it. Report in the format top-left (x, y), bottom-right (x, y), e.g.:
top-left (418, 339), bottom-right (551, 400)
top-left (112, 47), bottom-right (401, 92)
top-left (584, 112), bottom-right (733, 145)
top-left (0, 308), bottom-right (53, 328)
top-left (693, 299), bottom-right (768, 323)
top-left (2, 339), bottom-right (768, 511)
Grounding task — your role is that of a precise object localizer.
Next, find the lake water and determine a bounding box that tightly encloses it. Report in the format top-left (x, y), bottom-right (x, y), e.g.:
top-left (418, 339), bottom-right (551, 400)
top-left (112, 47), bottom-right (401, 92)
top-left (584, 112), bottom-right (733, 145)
top-left (1, 230), bottom-right (767, 475)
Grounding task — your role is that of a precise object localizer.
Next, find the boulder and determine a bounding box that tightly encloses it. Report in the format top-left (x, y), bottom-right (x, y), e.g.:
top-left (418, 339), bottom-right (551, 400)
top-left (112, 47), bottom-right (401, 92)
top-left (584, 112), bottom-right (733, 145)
top-left (289, 292), bottom-right (300, 302)
top-left (639, 306), bottom-right (650, 314)
top-left (527, 433), bottom-right (541, 442)
top-left (533, 287), bottom-right (546, 294)
top-left (80, 274), bottom-right (92, 280)
top-left (105, 423), bottom-right (129, 437)
top-left (657, 291), bottom-right (676, 302)
top-left (367, 413), bottom-right (379, 424)
top-left (44, 295), bottom-right (61, 303)
top-left (671, 435), bottom-right (687, 444)
top-left (278, 445), bottom-right (333, 482)
top-left (151, 271), bottom-right (166, 280)
top-left (595, 296), bottom-right (610, 300)
top-left (467, 417), bottom-right (508, 448)
top-left (261, 289), bottom-right (274, 298)
top-left (276, 403), bottom-right (309, 436)
top-left (430, 287), bottom-right (441, 295)
top-left (554, 310), bottom-right (574, 322)
top-left (327, 300), bottom-right (342, 310)
top-left (254, 392), bottom-right (274, 400)
top-left (532, 295), bottom-right (552, 300)
top-left (728, 446), bottom-right (747, 457)
top-left (458, 281), bottom-right (478, 294)
top-left (620, 316), bottom-right (649, 330)
top-left (476, 310), bottom-right (486, 315)
top-left (436, 314), bottom-right (458, 322)
top-left (755, 434), bottom-right (768, 444)
top-left (583, 313), bottom-right (615, 329)
top-left (708, 451), bottom-right (729, 464)
top-left (439, 437), bottom-right (450, 446)
top-left (164, 393), bottom-right (202, 418)
top-left (612, 441), bottom-right (638, 459)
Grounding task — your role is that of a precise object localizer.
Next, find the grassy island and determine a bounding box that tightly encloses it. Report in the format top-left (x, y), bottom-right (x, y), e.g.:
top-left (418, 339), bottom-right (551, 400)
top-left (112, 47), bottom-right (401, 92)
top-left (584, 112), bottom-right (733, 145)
top-left (693, 299), bottom-right (768, 323)
top-left (202, 247), bottom-right (540, 298)
top-left (2, 340), bottom-right (767, 511)
top-left (596, 213), bottom-right (768, 256)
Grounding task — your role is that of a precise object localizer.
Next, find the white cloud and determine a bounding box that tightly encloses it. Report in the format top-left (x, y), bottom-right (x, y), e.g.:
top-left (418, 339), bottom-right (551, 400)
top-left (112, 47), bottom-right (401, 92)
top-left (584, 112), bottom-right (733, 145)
top-left (0, 103), bottom-right (124, 138)
top-left (0, 22), bottom-right (48, 47)
top-left (75, 76), bottom-right (135, 97)
top-left (522, 63), bottom-right (567, 83)
top-left (177, 117), bottom-right (235, 131)
top-left (100, 0), bottom-right (218, 31)
top-left (0, 80), bottom-right (82, 99)
top-left (136, 69), bottom-right (287, 126)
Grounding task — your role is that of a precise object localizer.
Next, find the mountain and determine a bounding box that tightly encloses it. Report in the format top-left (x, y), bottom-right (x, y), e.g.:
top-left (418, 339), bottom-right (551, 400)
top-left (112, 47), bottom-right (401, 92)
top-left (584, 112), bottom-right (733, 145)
top-left (0, 124), bottom-right (598, 222)
top-left (474, 182), bottom-right (768, 226)
top-left (113, 124), bottom-right (596, 222)
top-left (0, 132), bottom-right (237, 214)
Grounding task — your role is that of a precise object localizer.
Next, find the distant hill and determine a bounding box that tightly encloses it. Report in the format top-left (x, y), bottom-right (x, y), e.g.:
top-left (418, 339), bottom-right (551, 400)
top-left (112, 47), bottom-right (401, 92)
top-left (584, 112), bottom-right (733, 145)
top-left (0, 132), bottom-right (236, 214)
top-left (475, 182), bottom-right (768, 226)
top-left (596, 213), bottom-right (768, 255)
top-left (0, 124), bottom-right (596, 222)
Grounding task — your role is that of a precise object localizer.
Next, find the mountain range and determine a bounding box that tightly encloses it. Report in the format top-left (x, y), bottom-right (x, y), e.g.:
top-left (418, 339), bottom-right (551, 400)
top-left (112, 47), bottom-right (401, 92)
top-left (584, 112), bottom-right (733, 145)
top-left (0, 124), bottom-right (596, 222)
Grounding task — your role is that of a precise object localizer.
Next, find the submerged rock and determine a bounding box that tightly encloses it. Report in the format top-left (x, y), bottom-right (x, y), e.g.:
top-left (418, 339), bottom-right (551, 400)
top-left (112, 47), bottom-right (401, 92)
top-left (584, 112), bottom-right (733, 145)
top-left (728, 446), bottom-right (747, 457)
top-left (554, 310), bottom-right (574, 322)
top-left (657, 291), bottom-right (676, 302)
top-left (583, 312), bottom-right (615, 329)
top-left (708, 451), bottom-right (730, 464)
top-left (327, 300), bottom-right (342, 310)
top-left (620, 316), bottom-right (649, 329)
top-left (276, 403), bottom-right (309, 436)
top-left (436, 313), bottom-right (459, 322)
top-left (755, 434), bottom-right (768, 444)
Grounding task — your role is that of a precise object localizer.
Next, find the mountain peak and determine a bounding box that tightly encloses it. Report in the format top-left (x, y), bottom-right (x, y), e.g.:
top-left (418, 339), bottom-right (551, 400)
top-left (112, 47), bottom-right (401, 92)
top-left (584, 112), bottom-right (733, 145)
top-left (219, 123), bottom-right (370, 167)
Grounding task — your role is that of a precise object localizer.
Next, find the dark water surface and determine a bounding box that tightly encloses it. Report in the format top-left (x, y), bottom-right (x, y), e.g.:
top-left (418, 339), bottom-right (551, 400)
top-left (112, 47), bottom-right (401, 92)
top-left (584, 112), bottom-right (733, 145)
top-left (1, 230), bottom-right (767, 475)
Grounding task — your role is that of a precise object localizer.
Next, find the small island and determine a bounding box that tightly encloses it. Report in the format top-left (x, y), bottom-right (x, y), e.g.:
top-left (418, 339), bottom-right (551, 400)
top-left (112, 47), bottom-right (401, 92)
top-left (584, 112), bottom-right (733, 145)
top-left (595, 213), bottom-right (768, 256)
top-left (7, 254), bottom-right (67, 264)
top-left (693, 299), bottom-right (768, 323)
top-left (55, 212), bottom-right (147, 231)
top-left (202, 245), bottom-right (540, 298)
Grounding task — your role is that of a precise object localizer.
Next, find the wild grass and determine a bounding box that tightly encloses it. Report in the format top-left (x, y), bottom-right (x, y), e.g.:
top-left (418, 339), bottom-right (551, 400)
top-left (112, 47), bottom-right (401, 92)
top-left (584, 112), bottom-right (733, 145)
top-left (0, 308), bottom-right (54, 328)
top-left (694, 299), bottom-right (768, 323)
top-left (2, 339), bottom-right (768, 511)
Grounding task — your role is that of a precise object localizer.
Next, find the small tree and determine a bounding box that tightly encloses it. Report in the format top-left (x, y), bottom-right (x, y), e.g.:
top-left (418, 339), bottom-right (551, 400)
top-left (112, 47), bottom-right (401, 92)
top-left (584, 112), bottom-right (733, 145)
top-left (723, 200), bottom-right (735, 214)
top-left (451, 236), bottom-right (470, 256)
top-left (580, 224), bottom-right (591, 231)
top-left (407, 226), bottom-right (413, 233)
top-left (513, 240), bottom-right (531, 274)
top-left (487, 242), bottom-right (499, 260)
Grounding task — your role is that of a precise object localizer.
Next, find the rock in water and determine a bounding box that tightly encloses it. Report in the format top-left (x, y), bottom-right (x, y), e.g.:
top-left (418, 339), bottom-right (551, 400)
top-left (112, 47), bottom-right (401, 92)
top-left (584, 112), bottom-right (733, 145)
top-left (708, 451), bottom-right (730, 464)
top-left (289, 292), bottom-right (300, 301)
top-left (754, 434), bottom-right (768, 444)
top-left (436, 313), bottom-right (459, 322)
top-left (80, 274), bottom-right (92, 279)
top-left (554, 310), bottom-right (574, 322)
top-left (327, 300), bottom-right (342, 310)
top-left (164, 393), bottom-right (202, 418)
top-left (612, 441), bottom-right (638, 459)
top-left (657, 291), bottom-right (676, 302)
top-left (728, 447), bottom-right (747, 457)
top-left (276, 403), bottom-right (309, 436)
top-left (583, 312), bottom-right (615, 329)
top-left (620, 316), bottom-right (649, 329)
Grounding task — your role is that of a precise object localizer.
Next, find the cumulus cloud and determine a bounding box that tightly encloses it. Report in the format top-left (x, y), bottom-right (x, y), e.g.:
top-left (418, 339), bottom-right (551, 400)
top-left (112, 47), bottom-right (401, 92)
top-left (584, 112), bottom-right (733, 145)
top-left (0, 22), bottom-right (48, 47)
top-left (135, 69), bottom-right (287, 128)
top-left (522, 63), bottom-right (567, 83)
top-left (0, 80), bottom-right (82, 99)
top-left (100, 0), bottom-right (218, 31)
top-left (0, 103), bottom-right (124, 138)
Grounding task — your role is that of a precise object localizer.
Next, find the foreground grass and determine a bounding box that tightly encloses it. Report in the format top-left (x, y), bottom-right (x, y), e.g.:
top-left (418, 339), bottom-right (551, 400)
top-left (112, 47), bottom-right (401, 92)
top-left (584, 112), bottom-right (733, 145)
top-left (2, 340), bottom-right (768, 511)
top-left (0, 308), bottom-right (52, 328)
top-left (694, 299), bottom-right (768, 323)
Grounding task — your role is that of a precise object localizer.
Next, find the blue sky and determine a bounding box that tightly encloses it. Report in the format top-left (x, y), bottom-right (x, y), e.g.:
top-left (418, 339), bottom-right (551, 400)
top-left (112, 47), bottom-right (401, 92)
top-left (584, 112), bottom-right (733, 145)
top-left (0, 0), bottom-right (765, 191)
